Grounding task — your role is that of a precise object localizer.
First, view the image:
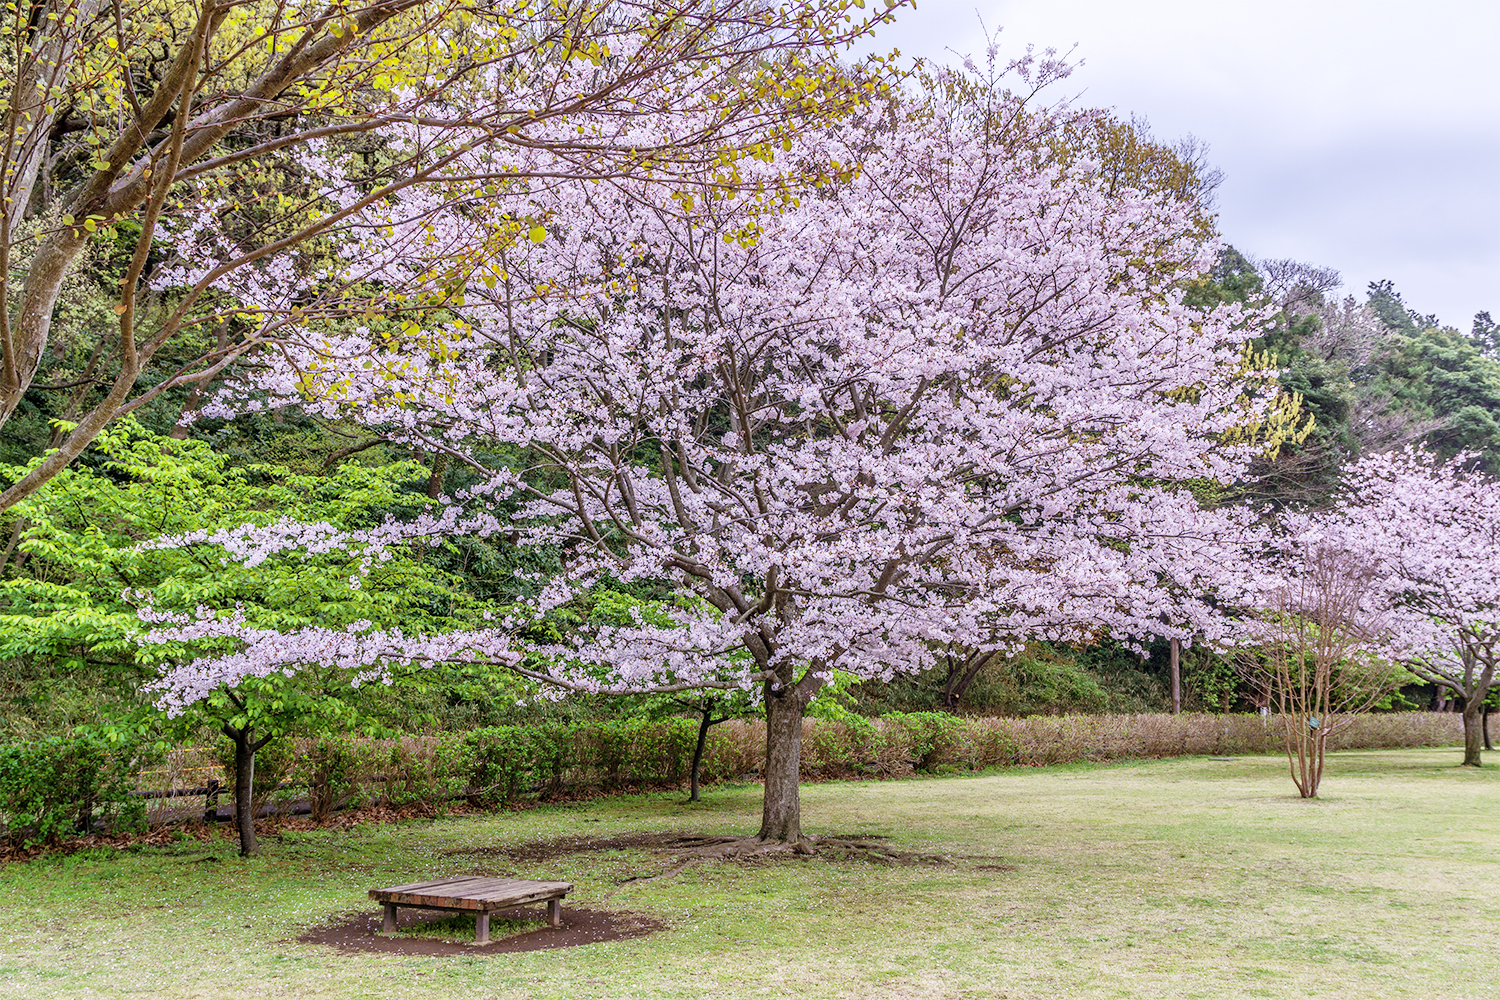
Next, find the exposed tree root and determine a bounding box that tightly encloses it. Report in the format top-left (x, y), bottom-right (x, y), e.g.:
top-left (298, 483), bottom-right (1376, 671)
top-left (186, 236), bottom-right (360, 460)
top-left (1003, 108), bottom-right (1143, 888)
top-left (599, 857), bottom-right (699, 901)
top-left (806, 835), bottom-right (951, 865)
top-left (662, 834), bottom-right (814, 858)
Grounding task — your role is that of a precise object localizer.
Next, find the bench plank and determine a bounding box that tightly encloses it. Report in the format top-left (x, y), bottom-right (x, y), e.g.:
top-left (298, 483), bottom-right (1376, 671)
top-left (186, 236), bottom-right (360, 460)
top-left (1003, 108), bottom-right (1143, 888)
top-left (377, 875), bottom-right (499, 895)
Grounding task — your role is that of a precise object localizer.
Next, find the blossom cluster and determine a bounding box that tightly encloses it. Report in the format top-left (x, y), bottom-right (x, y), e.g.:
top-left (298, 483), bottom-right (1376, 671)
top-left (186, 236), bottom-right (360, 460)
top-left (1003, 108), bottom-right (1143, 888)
top-left (1316, 450), bottom-right (1500, 684)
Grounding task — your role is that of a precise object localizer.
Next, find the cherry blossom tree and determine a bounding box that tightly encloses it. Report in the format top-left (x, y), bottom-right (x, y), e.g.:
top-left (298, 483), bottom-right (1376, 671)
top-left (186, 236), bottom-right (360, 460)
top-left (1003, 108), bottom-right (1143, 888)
top-left (1326, 450), bottom-right (1500, 766)
top-left (146, 61), bottom-right (1284, 848)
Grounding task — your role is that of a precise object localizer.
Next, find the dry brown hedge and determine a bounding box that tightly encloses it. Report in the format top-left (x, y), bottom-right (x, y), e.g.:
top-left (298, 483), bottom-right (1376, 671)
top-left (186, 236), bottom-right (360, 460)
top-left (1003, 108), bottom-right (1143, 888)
top-left (698, 711), bottom-right (1465, 781)
top-left (129, 711), bottom-right (1464, 828)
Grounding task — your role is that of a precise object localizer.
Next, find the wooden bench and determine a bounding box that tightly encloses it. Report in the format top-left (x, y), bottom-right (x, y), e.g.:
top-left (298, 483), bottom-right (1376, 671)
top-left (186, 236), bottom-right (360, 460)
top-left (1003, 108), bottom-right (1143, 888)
top-left (369, 876), bottom-right (574, 944)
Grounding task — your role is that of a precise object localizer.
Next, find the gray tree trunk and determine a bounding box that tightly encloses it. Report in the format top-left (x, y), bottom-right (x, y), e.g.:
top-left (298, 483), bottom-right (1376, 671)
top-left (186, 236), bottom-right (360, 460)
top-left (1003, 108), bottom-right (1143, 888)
top-left (757, 684), bottom-right (806, 843)
top-left (1461, 699), bottom-right (1484, 767)
top-left (1170, 637), bottom-right (1181, 715)
top-left (1, 1), bottom-right (105, 226)
top-left (0, 229), bottom-right (89, 425)
top-left (688, 709), bottom-right (713, 803)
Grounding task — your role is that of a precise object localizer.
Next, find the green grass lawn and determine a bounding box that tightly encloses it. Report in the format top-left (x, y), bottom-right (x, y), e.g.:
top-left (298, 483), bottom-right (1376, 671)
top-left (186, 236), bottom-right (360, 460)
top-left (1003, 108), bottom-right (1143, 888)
top-left (2, 747), bottom-right (1497, 999)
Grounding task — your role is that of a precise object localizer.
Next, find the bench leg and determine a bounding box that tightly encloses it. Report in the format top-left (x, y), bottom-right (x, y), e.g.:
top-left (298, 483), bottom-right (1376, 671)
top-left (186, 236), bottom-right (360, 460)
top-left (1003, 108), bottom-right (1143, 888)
top-left (382, 903), bottom-right (397, 934)
top-left (547, 898), bottom-right (561, 928)
top-left (475, 911), bottom-right (490, 945)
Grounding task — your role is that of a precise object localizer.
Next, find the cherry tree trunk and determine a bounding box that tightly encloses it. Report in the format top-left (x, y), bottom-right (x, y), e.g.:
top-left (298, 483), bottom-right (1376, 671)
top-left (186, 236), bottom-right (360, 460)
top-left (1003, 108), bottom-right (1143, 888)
top-left (758, 688), bottom-right (805, 843)
top-left (1461, 699), bottom-right (1484, 767)
top-left (223, 724), bottom-right (273, 856)
top-left (232, 735), bottom-right (259, 856)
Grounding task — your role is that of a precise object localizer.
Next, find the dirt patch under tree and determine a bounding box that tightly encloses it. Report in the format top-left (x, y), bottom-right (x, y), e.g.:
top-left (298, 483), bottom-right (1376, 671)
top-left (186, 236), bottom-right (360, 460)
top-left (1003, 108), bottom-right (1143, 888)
top-left (298, 905), bottom-right (665, 956)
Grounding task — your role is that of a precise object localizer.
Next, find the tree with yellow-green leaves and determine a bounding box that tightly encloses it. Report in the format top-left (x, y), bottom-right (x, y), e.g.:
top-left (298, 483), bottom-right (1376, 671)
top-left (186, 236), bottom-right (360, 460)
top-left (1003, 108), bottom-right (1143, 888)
top-left (0, 0), bottom-right (903, 510)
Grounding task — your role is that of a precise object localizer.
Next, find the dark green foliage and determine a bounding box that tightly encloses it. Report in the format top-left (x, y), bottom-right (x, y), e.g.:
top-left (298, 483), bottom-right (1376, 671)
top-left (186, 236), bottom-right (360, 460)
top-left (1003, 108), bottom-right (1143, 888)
top-left (852, 645), bottom-right (1122, 716)
top-left (1180, 647), bottom-right (1247, 714)
top-left (1367, 279), bottom-right (1438, 337)
top-left (1372, 327), bottom-right (1500, 471)
top-left (1182, 245), bottom-right (1263, 311)
top-left (1067, 640), bottom-right (1171, 712)
top-left (1473, 311), bottom-right (1499, 358)
top-left (1187, 262), bottom-right (1500, 503)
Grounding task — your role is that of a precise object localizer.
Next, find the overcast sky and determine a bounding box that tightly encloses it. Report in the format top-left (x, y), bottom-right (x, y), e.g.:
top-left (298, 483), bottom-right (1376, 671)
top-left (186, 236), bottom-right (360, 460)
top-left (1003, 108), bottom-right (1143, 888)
top-left (859, 0), bottom-right (1498, 330)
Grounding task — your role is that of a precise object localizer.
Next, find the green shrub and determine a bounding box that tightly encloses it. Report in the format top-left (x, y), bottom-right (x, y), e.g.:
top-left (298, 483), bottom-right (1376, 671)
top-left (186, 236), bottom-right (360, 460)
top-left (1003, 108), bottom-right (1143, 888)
top-left (376, 737), bottom-right (464, 807)
top-left (528, 722), bottom-right (578, 795)
top-left (698, 723), bottom-right (763, 784)
top-left (0, 734), bottom-right (147, 846)
top-left (617, 717), bottom-right (696, 784)
top-left (882, 712), bottom-right (965, 772)
top-left (587, 720), bottom-right (634, 788)
top-left (302, 734), bottom-right (372, 820)
top-left (462, 727), bottom-right (538, 804)
top-left (803, 716), bottom-right (880, 775)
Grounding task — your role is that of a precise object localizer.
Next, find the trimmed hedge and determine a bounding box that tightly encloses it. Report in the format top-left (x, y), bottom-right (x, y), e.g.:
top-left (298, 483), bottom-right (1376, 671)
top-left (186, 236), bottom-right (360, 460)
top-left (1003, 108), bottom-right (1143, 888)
top-left (281, 711), bottom-right (1464, 815)
top-left (290, 718), bottom-right (706, 814)
top-left (773, 711), bottom-right (1465, 775)
top-left (11, 713), bottom-right (1462, 839)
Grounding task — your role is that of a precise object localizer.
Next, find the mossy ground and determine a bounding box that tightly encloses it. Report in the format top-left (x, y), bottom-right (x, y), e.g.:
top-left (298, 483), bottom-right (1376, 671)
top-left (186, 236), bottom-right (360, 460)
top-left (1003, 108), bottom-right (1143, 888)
top-left (2, 747), bottom-right (1497, 999)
